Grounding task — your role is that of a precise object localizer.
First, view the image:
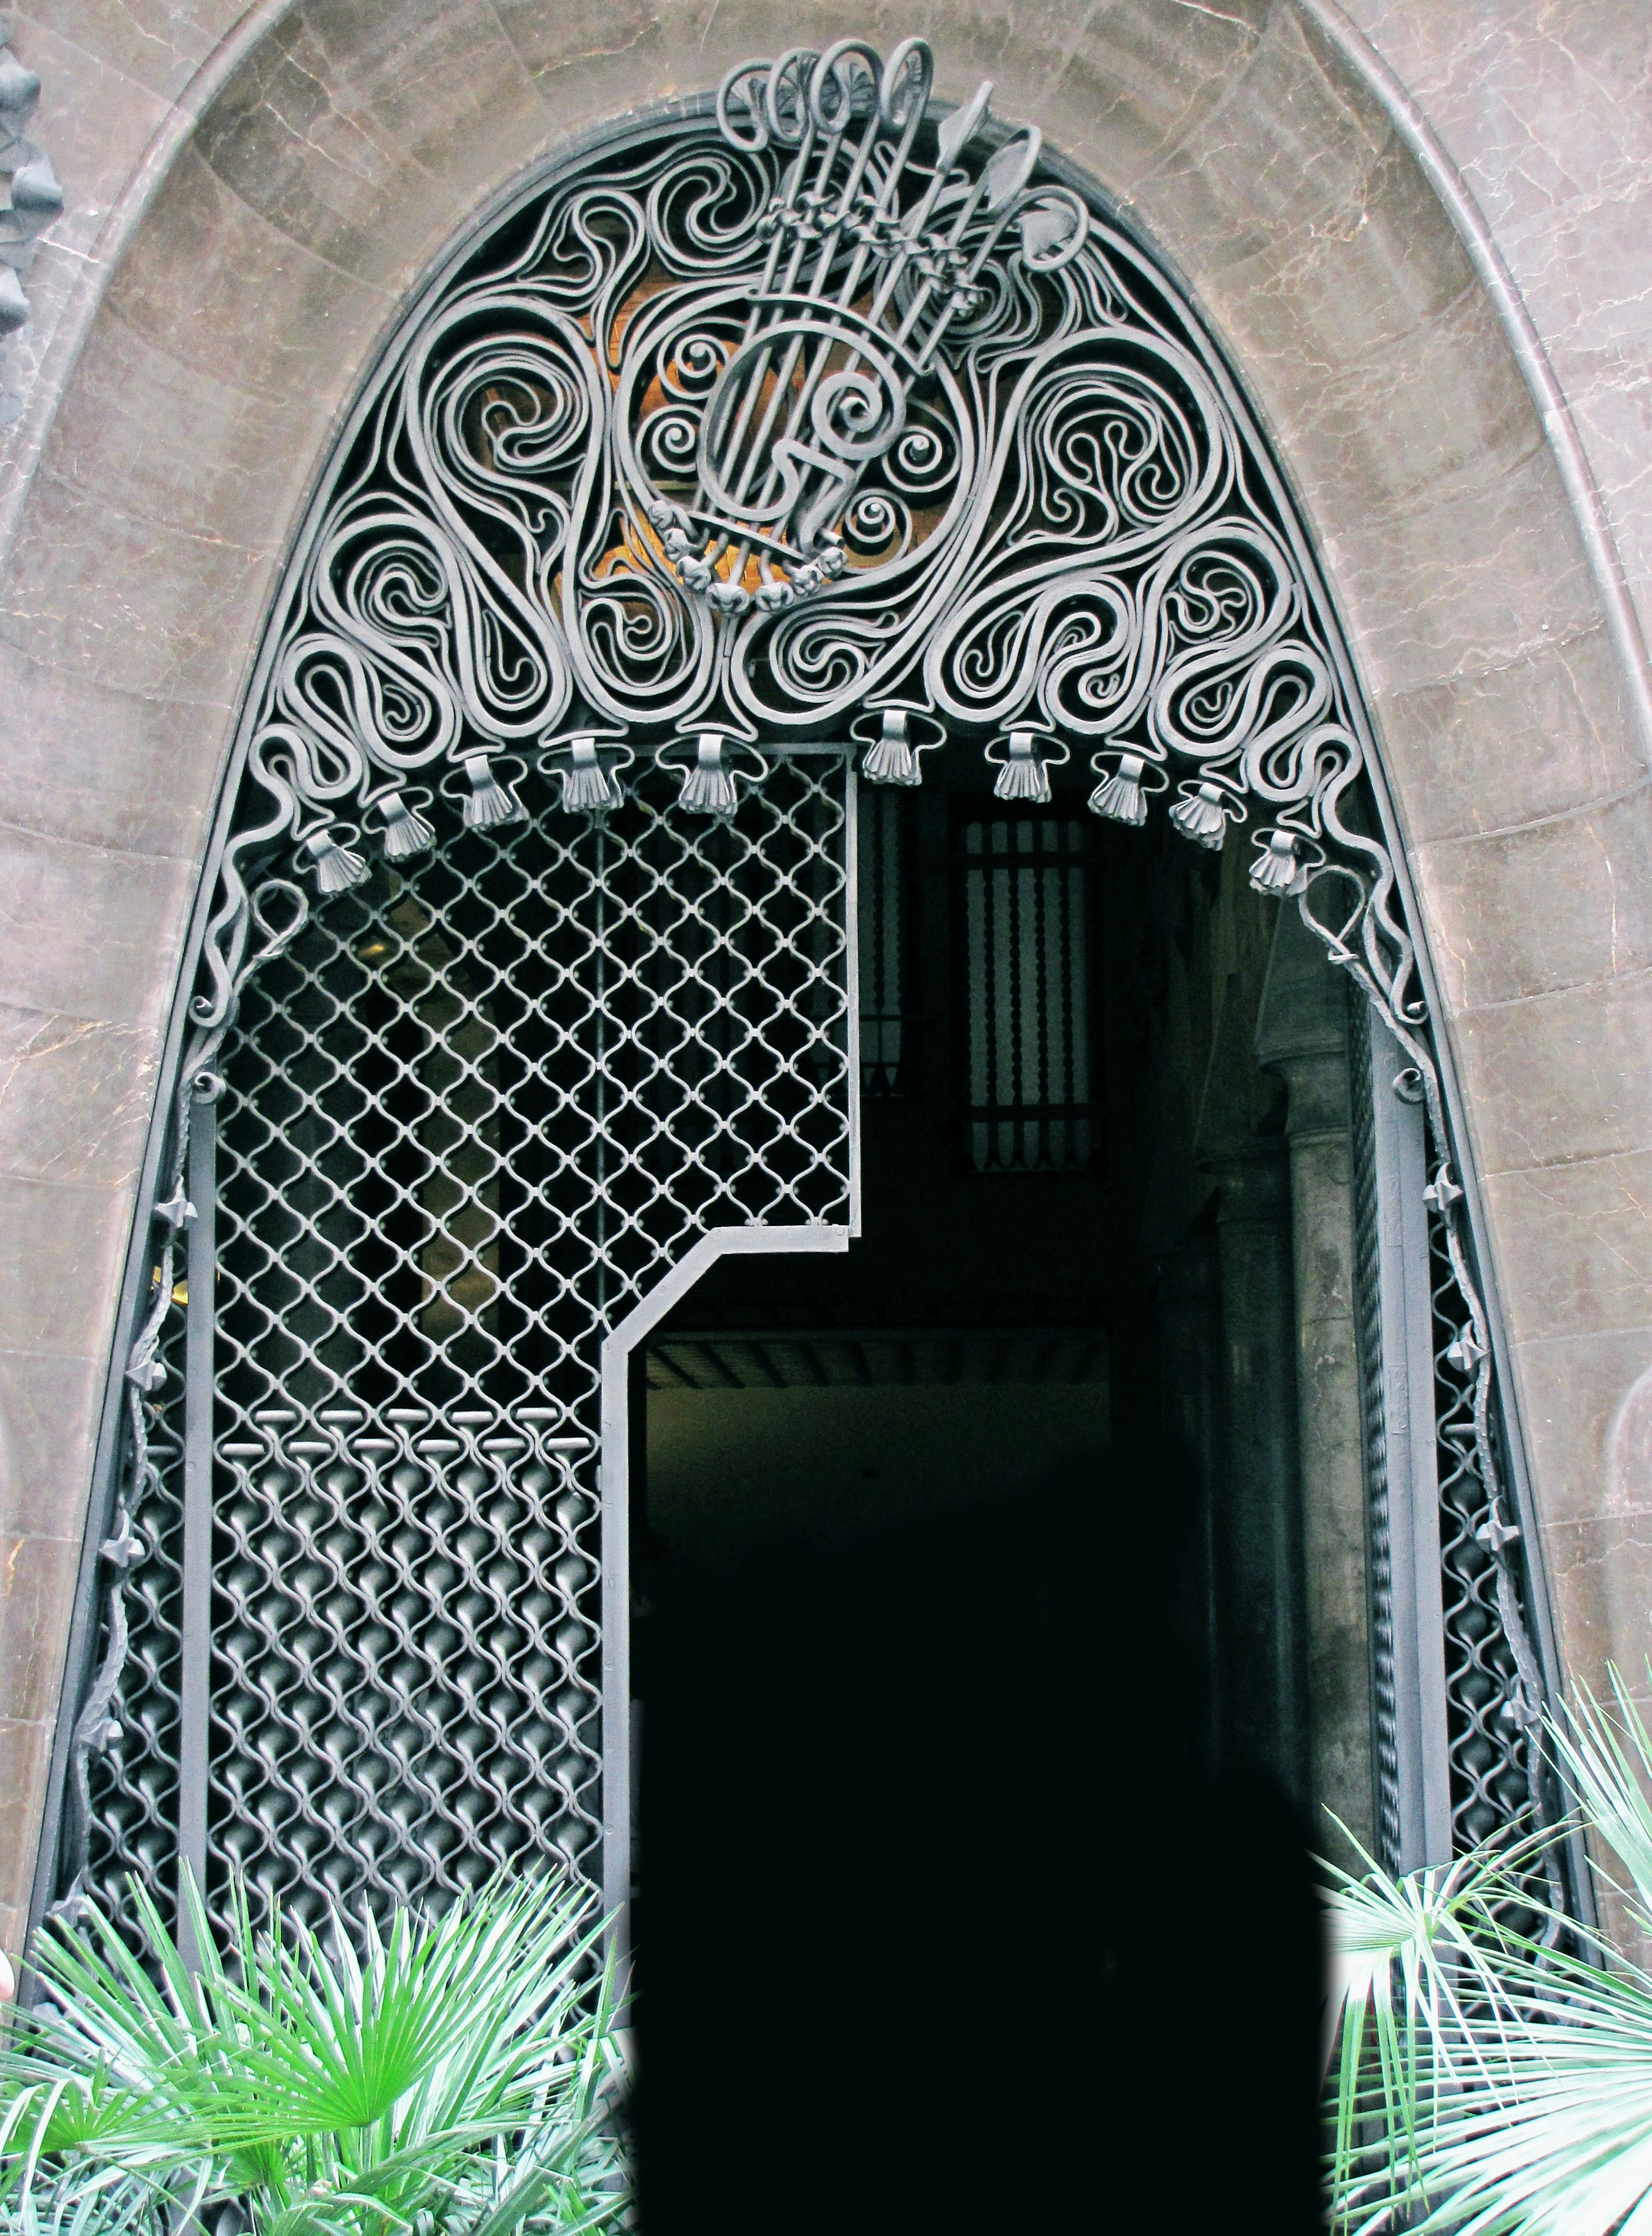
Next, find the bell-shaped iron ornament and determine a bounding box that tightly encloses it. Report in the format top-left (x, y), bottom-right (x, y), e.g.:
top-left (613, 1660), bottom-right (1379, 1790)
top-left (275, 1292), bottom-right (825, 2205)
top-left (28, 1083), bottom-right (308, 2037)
top-left (1168, 780), bottom-right (1235, 851)
top-left (370, 787), bottom-right (435, 861)
top-left (1088, 751), bottom-right (1152, 827)
top-left (683, 734), bottom-right (738, 815)
top-left (563, 738), bottom-right (621, 813)
top-left (986, 726), bottom-right (1066, 804)
top-left (458, 751), bottom-right (525, 830)
top-left (1249, 827), bottom-right (1308, 896)
top-left (852, 705), bottom-right (946, 787)
top-left (540, 728), bottom-right (632, 815)
top-left (665, 731), bottom-right (767, 818)
top-left (299, 822), bottom-right (368, 895)
top-left (0, 46), bottom-right (41, 121)
top-left (9, 153), bottom-right (62, 234)
top-left (0, 265), bottom-right (27, 338)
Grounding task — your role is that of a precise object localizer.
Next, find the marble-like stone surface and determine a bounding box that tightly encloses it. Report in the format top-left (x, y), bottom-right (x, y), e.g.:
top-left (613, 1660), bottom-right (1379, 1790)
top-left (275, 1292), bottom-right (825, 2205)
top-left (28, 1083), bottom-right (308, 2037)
top-left (1378, 623), bottom-right (1638, 845)
top-left (1518, 1326), bottom-right (1652, 1528)
top-left (3, 0), bottom-right (1652, 1948)
top-left (1343, 0), bottom-right (1652, 754)
top-left (1415, 781), bottom-right (1652, 1012)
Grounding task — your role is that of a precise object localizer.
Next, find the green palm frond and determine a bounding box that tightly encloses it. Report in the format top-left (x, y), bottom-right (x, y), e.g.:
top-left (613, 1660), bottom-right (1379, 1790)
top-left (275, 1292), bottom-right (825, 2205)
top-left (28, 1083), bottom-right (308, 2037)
top-left (1323, 1820), bottom-right (1549, 2229)
top-left (3, 2157), bottom-right (182, 2236)
top-left (0, 1868), bottom-right (629, 2236)
top-left (1328, 1666), bottom-right (1652, 2236)
top-left (1548, 1663), bottom-right (1652, 1933)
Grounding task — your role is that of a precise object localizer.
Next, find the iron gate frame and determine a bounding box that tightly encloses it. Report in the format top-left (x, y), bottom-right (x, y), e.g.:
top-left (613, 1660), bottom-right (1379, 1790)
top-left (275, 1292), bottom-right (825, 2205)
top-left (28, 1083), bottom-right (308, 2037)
top-left (27, 64), bottom-right (1590, 1959)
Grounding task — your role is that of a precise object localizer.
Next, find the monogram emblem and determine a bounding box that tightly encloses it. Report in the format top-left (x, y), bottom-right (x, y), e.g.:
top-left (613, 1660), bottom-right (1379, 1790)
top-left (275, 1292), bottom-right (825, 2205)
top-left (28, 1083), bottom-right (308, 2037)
top-left (623, 38), bottom-right (1087, 618)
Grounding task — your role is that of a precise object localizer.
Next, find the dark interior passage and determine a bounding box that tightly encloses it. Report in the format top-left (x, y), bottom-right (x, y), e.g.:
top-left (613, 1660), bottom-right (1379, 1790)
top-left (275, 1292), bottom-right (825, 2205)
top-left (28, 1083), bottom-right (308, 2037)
top-left (636, 767), bottom-right (1163, 1580)
top-left (632, 755), bottom-right (1331, 2228)
top-left (637, 1447), bottom-right (1323, 2233)
top-left (632, 748), bottom-right (1320, 1794)
top-left (644, 1332), bottom-right (1110, 1561)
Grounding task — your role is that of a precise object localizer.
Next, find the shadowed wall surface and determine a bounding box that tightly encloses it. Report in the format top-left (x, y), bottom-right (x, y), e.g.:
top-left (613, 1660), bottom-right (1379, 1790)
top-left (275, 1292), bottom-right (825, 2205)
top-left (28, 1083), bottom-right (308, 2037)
top-left (2, 0), bottom-right (1651, 1954)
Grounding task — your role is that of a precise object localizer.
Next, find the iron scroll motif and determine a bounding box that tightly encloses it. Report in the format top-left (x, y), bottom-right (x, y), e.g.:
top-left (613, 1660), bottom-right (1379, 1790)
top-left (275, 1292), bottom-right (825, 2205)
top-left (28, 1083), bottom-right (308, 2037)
top-left (635, 43), bottom-right (1087, 616)
top-left (53, 34), bottom-right (1567, 1925)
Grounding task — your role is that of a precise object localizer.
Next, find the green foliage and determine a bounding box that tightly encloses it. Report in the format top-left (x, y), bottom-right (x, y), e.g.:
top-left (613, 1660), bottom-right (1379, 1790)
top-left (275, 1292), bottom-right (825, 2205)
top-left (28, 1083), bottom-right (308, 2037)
top-left (0, 1869), bottom-right (629, 2236)
top-left (1327, 1666), bottom-right (1652, 2235)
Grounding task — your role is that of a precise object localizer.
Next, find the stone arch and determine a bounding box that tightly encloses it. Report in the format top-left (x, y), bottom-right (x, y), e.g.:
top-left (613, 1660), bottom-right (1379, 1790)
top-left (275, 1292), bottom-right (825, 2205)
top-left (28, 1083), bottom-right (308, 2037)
top-left (3, 0), bottom-right (1647, 1955)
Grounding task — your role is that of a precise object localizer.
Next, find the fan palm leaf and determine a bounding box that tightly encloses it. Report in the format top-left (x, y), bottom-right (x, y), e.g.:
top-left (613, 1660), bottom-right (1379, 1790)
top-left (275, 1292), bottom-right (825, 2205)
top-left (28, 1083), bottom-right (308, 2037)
top-left (0, 1868), bottom-right (629, 2236)
top-left (1328, 1666), bottom-right (1652, 2236)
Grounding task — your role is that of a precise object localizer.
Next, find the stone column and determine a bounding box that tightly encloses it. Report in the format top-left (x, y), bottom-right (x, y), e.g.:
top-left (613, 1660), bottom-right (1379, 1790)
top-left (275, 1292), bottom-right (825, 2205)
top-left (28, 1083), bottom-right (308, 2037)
top-left (1257, 909), bottom-right (1374, 1857)
top-left (1212, 1139), bottom-right (1309, 1805)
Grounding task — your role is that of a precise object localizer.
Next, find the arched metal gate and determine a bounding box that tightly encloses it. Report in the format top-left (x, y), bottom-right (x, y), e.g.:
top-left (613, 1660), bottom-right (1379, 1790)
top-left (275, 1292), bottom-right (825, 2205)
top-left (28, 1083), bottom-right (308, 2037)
top-left (36, 31), bottom-right (1580, 1953)
top-left (174, 760), bottom-right (851, 1947)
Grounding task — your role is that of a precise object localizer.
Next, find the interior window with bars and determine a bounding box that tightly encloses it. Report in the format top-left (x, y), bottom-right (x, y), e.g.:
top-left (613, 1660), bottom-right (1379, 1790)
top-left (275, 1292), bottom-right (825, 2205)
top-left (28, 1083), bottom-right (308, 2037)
top-left (858, 788), bottom-right (907, 1097)
top-left (960, 814), bottom-right (1097, 1173)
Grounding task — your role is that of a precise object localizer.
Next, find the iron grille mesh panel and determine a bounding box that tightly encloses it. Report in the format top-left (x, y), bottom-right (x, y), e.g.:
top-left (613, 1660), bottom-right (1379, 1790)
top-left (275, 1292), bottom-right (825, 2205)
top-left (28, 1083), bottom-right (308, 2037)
top-left (98, 759), bottom-right (850, 1939)
top-left (1347, 995), bottom-right (1402, 1875)
top-left (84, 1311), bottom-right (187, 1942)
top-left (1431, 1215), bottom-right (1528, 1851)
top-left (48, 57), bottom-right (1566, 1943)
top-left (959, 815), bottom-right (1096, 1173)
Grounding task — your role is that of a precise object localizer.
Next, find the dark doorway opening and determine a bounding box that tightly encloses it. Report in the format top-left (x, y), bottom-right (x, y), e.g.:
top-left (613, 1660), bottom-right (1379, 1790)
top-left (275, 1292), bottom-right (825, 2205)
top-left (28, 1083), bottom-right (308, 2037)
top-left (631, 754), bottom-right (1331, 2229)
top-left (637, 759), bottom-right (1154, 1555)
top-left (633, 742), bottom-right (1321, 1813)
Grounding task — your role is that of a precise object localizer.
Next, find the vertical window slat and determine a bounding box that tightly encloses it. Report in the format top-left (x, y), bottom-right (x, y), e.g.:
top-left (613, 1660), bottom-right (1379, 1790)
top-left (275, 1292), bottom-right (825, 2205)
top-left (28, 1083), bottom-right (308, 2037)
top-left (857, 791), bottom-right (909, 1097)
top-left (960, 811), bottom-right (1096, 1174)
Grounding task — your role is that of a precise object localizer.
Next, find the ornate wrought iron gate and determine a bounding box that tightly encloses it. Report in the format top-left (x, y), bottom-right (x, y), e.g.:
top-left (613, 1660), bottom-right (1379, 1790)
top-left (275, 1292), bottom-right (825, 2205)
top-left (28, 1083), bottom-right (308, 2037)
top-left (68, 761), bottom-right (854, 1948)
top-left (37, 31), bottom-right (1580, 1951)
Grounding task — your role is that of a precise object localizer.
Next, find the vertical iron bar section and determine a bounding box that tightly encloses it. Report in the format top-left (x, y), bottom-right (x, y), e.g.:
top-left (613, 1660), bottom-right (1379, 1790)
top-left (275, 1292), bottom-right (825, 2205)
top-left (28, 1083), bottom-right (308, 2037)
top-left (843, 766), bottom-right (863, 1235)
top-left (177, 1086), bottom-right (217, 1961)
top-left (1363, 1007), bottom-right (1452, 1868)
top-left (1060, 828), bottom-right (1079, 1167)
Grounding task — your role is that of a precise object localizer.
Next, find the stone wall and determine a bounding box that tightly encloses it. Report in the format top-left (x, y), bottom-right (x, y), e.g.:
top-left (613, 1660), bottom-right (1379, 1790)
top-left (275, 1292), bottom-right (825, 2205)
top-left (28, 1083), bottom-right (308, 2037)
top-left (1, 0), bottom-right (1650, 1953)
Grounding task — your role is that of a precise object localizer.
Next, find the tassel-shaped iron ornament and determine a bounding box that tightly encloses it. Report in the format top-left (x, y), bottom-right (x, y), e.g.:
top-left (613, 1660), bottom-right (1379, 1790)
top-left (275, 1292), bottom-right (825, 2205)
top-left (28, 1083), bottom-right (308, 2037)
top-left (851, 703), bottom-right (945, 786)
top-left (678, 733), bottom-right (741, 816)
top-left (988, 727), bottom-right (1065, 804)
top-left (460, 751), bottom-right (525, 829)
top-left (1249, 828), bottom-right (1307, 896)
top-left (862, 710), bottom-right (921, 785)
top-left (1088, 751), bottom-right (1150, 827)
top-left (558, 736), bottom-right (622, 813)
top-left (375, 789), bottom-right (435, 860)
top-left (539, 726), bottom-right (630, 813)
top-left (9, 153), bottom-right (62, 231)
top-left (1168, 781), bottom-right (1232, 851)
top-left (300, 823), bottom-right (368, 894)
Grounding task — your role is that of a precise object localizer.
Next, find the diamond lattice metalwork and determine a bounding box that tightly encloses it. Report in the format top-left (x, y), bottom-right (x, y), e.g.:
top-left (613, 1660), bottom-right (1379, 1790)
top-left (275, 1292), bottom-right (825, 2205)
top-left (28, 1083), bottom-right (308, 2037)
top-left (1348, 992), bottom-right (1403, 1877)
top-left (82, 758), bottom-right (850, 1939)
